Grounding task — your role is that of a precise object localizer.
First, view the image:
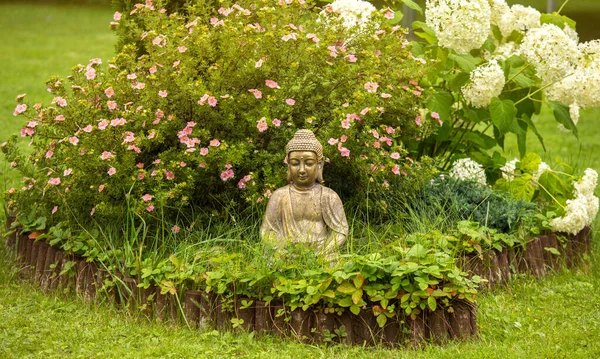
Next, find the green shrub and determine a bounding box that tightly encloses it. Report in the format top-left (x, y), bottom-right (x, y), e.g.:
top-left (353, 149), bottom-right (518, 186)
top-left (418, 176), bottom-right (536, 233)
top-left (4, 0), bottom-right (431, 226)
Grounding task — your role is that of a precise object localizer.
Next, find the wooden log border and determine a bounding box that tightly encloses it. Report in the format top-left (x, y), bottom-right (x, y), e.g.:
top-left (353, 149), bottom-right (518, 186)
top-left (3, 217), bottom-right (594, 347)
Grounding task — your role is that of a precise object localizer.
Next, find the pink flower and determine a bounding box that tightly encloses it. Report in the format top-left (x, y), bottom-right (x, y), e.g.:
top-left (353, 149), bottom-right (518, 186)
top-left (90, 207), bottom-right (96, 216)
top-left (255, 58), bottom-right (263, 68)
top-left (328, 138), bottom-right (339, 145)
top-left (281, 33), bottom-right (297, 41)
top-left (107, 167), bottom-right (116, 176)
top-left (200, 147), bottom-right (209, 156)
top-left (173, 60), bottom-right (180, 67)
top-left (45, 150), bottom-right (54, 159)
top-left (386, 127), bottom-right (395, 134)
top-left (373, 142), bottom-right (381, 149)
top-left (166, 170), bottom-right (175, 180)
top-left (237, 174), bottom-right (252, 189)
top-left (158, 90), bottom-right (168, 98)
top-left (339, 147), bottom-right (350, 157)
top-left (63, 168), bottom-right (73, 176)
top-left (149, 65), bottom-right (157, 74)
top-left (48, 177), bottom-right (61, 186)
top-left (136, 162), bottom-right (144, 169)
top-left (265, 80), bottom-right (280, 89)
top-left (147, 130), bottom-right (156, 139)
top-left (431, 112), bottom-right (440, 120)
top-left (340, 135), bottom-right (348, 143)
top-left (20, 128), bottom-right (34, 137)
top-left (257, 118), bottom-right (268, 132)
top-left (390, 152), bottom-right (401, 160)
top-left (105, 87), bottom-right (115, 97)
top-left (123, 131), bottom-right (135, 143)
top-left (392, 164), bottom-right (400, 175)
top-left (113, 11), bottom-right (122, 21)
top-left (146, 204), bottom-right (155, 212)
top-left (415, 116), bottom-right (422, 126)
top-left (413, 90), bottom-right (422, 96)
top-left (142, 194), bottom-right (153, 202)
top-left (152, 35), bottom-right (166, 47)
top-left (52, 206), bottom-right (58, 214)
top-left (13, 104), bottom-right (27, 116)
top-left (341, 119), bottom-right (351, 129)
top-left (111, 118), bottom-right (126, 126)
top-left (101, 151), bottom-right (115, 160)
top-left (220, 169), bottom-right (234, 181)
top-left (177, 46), bottom-right (187, 53)
top-left (55, 115), bottom-right (65, 122)
top-left (127, 73), bottom-right (137, 80)
top-left (342, 103), bottom-right (349, 108)
top-left (249, 89), bottom-right (262, 99)
top-left (69, 136), bottom-right (79, 145)
top-left (360, 107), bottom-right (370, 116)
top-left (153, 159), bottom-right (161, 165)
top-left (210, 139), bottom-right (221, 147)
top-left (306, 33), bottom-right (319, 43)
top-left (138, 173), bottom-right (145, 180)
top-left (210, 17), bottom-right (224, 27)
top-left (409, 80), bottom-right (419, 86)
top-left (9, 161), bottom-right (16, 168)
top-left (107, 101), bottom-right (117, 110)
top-left (285, 98), bottom-right (295, 106)
top-left (83, 125), bottom-right (93, 133)
top-left (272, 118), bottom-right (281, 126)
top-left (346, 54), bottom-right (357, 63)
top-left (132, 82), bottom-right (146, 90)
top-left (385, 11), bottom-right (394, 19)
top-left (171, 225), bottom-right (180, 233)
top-left (98, 119), bottom-right (109, 130)
top-left (85, 67), bottom-right (96, 80)
top-left (52, 97), bottom-right (67, 107)
top-left (208, 96), bottom-right (217, 107)
top-left (381, 93), bottom-right (392, 98)
top-left (364, 82), bottom-right (379, 93)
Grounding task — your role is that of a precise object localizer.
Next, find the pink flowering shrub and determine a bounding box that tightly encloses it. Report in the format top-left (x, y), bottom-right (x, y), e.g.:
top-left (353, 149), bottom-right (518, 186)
top-left (4, 0), bottom-right (430, 225)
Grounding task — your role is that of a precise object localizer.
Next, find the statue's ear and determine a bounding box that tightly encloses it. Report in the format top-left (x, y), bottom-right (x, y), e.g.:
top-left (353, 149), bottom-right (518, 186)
top-left (317, 160), bottom-right (324, 183)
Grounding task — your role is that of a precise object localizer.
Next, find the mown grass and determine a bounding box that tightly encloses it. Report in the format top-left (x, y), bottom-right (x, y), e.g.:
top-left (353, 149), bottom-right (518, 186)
top-left (1, 1), bottom-right (600, 358)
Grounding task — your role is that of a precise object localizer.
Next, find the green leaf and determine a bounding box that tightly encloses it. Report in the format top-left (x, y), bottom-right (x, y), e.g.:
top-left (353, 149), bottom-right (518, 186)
top-left (401, 0), bottom-right (423, 15)
top-left (427, 296), bottom-right (437, 311)
top-left (490, 97), bottom-right (519, 136)
top-left (388, 9), bottom-right (403, 25)
top-left (406, 244), bottom-right (428, 259)
top-left (350, 305), bottom-right (361, 315)
top-left (412, 21), bottom-right (437, 44)
top-left (549, 101), bottom-right (578, 138)
top-left (509, 175), bottom-right (536, 201)
top-left (352, 273), bottom-right (364, 289)
top-left (541, 13), bottom-right (576, 30)
top-left (521, 114), bottom-right (546, 151)
top-left (544, 247), bottom-right (561, 255)
top-left (376, 313), bottom-right (388, 328)
top-left (337, 282), bottom-right (357, 294)
top-left (520, 153), bottom-right (541, 173)
top-left (449, 53), bottom-right (479, 73)
top-left (426, 90), bottom-right (453, 123)
top-left (352, 290), bottom-right (363, 305)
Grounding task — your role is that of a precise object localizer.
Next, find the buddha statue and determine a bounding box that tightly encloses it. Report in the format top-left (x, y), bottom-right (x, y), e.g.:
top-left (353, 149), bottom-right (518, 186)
top-left (260, 129), bottom-right (348, 259)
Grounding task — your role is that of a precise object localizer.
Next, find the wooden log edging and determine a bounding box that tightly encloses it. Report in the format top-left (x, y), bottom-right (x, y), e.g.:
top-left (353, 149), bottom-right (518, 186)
top-left (460, 226), bottom-right (594, 289)
top-left (4, 216), bottom-right (593, 347)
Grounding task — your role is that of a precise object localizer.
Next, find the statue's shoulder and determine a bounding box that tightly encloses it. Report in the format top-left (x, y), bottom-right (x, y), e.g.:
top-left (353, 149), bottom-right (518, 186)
top-left (319, 184), bottom-right (342, 200)
top-left (270, 185), bottom-right (290, 198)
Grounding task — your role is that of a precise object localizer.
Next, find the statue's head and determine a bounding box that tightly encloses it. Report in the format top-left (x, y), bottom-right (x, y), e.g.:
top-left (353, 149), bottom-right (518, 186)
top-left (285, 129), bottom-right (324, 188)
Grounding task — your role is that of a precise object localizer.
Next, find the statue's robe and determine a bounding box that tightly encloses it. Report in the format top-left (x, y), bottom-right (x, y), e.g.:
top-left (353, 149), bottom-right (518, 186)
top-left (260, 184), bottom-right (348, 256)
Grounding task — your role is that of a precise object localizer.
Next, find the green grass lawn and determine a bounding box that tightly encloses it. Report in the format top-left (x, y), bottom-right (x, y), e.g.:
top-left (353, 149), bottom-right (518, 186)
top-left (1, 1), bottom-right (600, 358)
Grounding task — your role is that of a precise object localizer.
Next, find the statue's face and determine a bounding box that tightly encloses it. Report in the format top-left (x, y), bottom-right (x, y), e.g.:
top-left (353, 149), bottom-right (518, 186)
top-left (288, 151), bottom-right (320, 189)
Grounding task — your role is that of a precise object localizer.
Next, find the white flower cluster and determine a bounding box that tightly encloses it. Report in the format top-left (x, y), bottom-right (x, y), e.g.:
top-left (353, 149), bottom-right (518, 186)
top-left (519, 24), bottom-right (579, 84)
top-left (498, 4), bottom-right (541, 38)
top-left (425, 0), bottom-right (491, 54)
top-left (500, 158), bottom-right (550, 182)
top-left (545, 40), bottom-right (600, 110)
top-left (322, 0), bottom-right (376, 31)
top-left (462, 60), bottom-right (505, 108)
top-left (489, 0), bottom-right (510, 27)
top-left (551, 168), bottom-right (599, 234)
top-left (449, 158), bottom-right (487, 186)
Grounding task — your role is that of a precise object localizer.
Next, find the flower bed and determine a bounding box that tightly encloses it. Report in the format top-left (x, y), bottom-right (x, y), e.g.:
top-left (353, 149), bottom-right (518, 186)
top-left (6, 215), bottom-right (593, 347)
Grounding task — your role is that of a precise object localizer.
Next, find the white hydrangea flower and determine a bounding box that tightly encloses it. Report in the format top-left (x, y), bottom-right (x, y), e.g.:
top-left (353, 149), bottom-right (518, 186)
top-left (563, 25), bottom-right (579, 43)
top-left (322, 0), bottom-right (376, 31)
top-left (519, 24), bottom-right (579, 84)
top-left (491, 41), bottom-right (518, 60)
top-left (425, 0), bottom-right (491, 54)
top-left (551, 168), bottom-right (599, 233)
top-left (569, 102), bottom-right (580, 125)
top-left (489, 0), bottom-right (510, 27)
top-left (462, 59), bottom-right (505, 108)
top-left (449, 158), bottom-right (487, 186)
top-left (574, 168), bottom-right (598, 197)
top-left (550, 194), bottom-right (590, 234)
top-left (501, 158), bottom-right (518, 180)
top-left (533, 162), bottom-right (551, 182)
top-left (498, 5), bottom-right (541, 38)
